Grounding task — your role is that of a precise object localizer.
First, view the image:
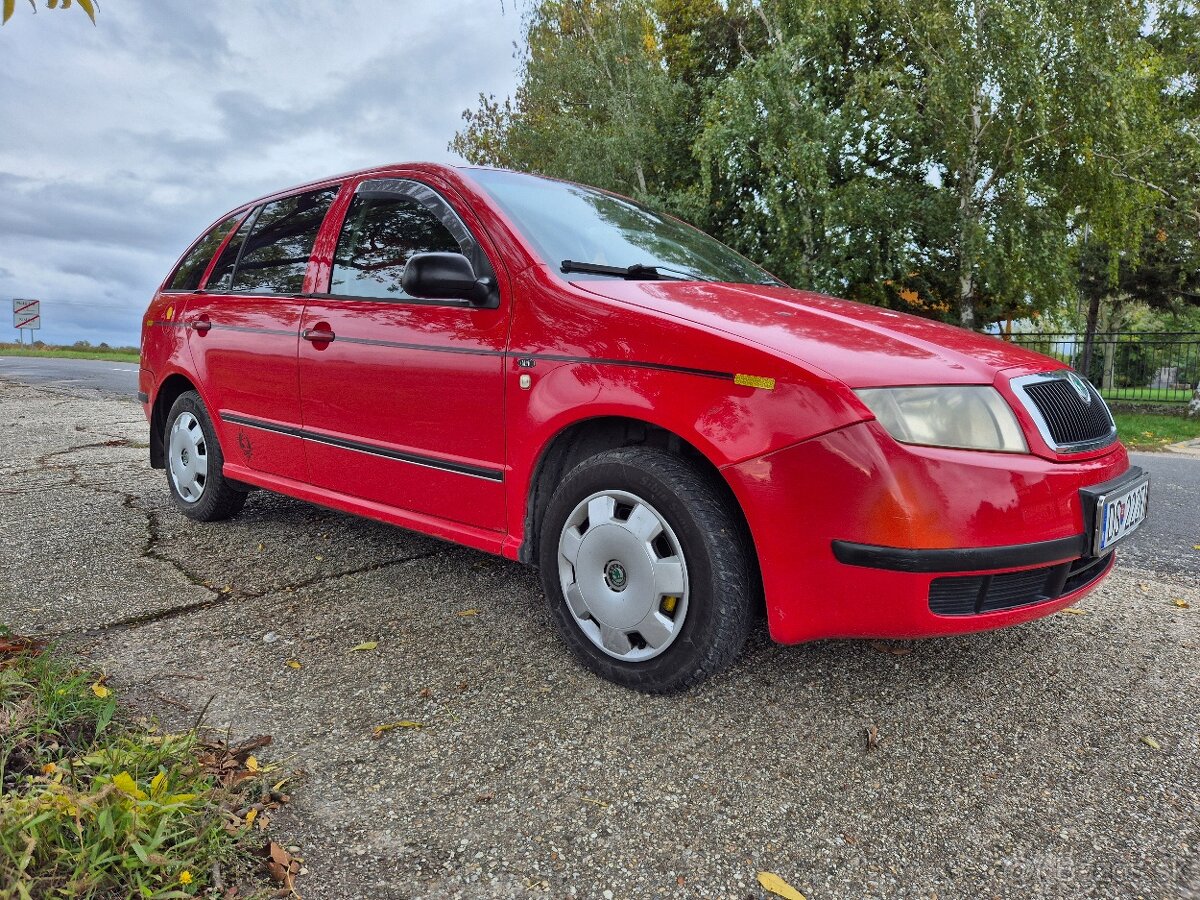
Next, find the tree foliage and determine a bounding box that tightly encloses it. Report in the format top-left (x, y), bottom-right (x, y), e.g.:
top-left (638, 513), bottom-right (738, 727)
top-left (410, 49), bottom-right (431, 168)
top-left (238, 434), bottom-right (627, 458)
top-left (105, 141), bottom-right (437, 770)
top-left (454, 0), bottom-right (1200, 330)
top-left (1, 0), bottom-right (97, 26)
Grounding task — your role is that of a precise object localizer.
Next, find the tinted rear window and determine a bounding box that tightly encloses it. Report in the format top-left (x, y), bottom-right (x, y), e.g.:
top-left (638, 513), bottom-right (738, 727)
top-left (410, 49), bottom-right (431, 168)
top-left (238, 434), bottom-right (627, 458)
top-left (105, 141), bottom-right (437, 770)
top-left (167, 212), bottom-right (244, 291)
top-left (230, 188), bottom-right (338, 294)
top-left (206, 210), bottom-right (258, 292)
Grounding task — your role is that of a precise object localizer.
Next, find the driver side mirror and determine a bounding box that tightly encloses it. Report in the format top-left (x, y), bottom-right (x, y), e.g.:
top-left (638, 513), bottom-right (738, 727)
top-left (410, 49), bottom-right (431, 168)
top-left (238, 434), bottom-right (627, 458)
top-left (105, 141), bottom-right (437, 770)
top-left (402, 252), bottom-right (498, 309)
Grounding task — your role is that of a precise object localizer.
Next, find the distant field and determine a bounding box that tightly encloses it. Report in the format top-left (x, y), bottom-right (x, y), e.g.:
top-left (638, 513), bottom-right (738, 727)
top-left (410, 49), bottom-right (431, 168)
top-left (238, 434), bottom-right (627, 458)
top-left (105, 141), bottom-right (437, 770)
top-left (0, 343), bottom-right (140, 363)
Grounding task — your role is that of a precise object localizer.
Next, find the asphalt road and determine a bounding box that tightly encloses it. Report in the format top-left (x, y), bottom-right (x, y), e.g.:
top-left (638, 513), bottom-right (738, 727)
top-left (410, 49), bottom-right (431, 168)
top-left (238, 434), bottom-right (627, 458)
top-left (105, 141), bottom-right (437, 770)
top-left (1, 354), bottom-right (1193, 579)
top-left (0, 354), bottom-right (139, 398)
top-left (1, 376), bottom-right (1197, 899)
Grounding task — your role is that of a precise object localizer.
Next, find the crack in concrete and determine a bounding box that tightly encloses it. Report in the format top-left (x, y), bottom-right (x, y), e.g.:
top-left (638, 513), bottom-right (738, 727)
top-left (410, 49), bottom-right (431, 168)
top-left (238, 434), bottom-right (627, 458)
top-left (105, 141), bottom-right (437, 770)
top-left (65, 549), bottom-right (449, 636)
top-left (20, 426), bottom-right (452, 639)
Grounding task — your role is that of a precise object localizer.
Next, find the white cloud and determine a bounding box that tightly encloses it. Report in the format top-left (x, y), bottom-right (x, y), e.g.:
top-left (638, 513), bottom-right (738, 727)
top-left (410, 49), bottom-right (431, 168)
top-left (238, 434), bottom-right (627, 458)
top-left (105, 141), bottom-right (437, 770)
top-left (0, 1), bottom-right (521, 346)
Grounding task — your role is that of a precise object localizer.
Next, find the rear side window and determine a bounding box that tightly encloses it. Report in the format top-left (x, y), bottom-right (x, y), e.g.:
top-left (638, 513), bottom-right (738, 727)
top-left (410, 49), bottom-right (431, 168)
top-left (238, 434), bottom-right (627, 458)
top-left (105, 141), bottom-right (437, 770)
top-left (166, 212), bottom-right (244, 291)
top-left (230, 187), bottom-right (338, 294)
top-left (206, 210), bottom-right (258, 292)
top-left (330, 194), bottom-right (461, 299)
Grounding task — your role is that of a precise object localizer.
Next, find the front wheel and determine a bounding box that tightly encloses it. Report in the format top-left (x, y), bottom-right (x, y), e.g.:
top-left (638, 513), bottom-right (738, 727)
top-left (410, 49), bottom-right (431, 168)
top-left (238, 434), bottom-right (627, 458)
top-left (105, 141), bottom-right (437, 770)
top-left (164, 390), bottom-right (247, 522)
top-left (538, 447), bottom-right (755, 693)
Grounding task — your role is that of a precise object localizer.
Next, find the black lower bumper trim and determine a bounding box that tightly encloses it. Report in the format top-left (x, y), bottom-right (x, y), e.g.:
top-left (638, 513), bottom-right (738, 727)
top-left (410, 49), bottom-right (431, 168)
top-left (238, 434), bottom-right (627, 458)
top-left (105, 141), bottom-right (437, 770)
top-left (831, 534), bottom-right (1088, 574)
top-left (137, 391), bottom-right (149, 403)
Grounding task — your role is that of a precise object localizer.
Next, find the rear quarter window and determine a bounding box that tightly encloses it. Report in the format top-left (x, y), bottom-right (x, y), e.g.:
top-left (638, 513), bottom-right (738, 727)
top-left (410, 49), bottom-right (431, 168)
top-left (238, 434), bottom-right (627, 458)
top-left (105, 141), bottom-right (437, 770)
top-left (166, 212), bottom-right (245, 292)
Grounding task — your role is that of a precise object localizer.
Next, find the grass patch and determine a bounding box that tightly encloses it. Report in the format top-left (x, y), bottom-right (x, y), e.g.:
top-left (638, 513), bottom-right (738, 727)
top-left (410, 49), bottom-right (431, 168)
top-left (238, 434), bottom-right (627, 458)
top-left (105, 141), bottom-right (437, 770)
top-left (1113, 411), bottom-right (1200, 451)
top-left (0, 630), bottom-right (297, 899)
top-left (1099, 386), bottom-right (1193, 404)
top-left (0, 343), bottom-right (140, 364)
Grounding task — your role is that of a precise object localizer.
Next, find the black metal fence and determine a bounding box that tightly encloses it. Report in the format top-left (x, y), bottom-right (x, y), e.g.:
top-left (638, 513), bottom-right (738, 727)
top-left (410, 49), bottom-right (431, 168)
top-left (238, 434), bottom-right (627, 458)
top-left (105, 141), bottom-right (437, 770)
top-left (1005, 332), bottom-right (1200, 404)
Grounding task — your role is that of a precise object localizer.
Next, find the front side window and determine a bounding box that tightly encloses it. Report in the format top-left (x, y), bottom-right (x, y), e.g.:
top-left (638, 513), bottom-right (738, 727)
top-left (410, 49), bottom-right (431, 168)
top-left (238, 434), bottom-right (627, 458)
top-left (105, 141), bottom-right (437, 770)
top-left (330, 193), bottom-right (462, 299)
top-left (229, 187), bottom-right (338, 294)
top-left (168, 212), bottom-right (244, 291)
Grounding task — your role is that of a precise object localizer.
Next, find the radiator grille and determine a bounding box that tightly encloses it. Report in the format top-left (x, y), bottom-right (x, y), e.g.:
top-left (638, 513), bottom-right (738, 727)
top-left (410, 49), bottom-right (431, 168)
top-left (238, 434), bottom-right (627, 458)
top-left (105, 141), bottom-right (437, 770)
top-left (1019, 375), bottom-right (1115, 450)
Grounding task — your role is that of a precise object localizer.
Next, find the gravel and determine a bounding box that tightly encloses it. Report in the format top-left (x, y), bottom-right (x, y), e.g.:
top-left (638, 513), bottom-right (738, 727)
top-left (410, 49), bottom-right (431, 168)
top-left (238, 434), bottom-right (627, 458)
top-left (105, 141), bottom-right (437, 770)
top-left (1, 377), bottom-right (1197, 899)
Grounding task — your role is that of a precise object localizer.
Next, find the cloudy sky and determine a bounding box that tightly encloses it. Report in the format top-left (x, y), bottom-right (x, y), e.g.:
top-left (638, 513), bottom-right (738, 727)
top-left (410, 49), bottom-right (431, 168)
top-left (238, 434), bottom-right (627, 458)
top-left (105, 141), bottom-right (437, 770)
top-left (0, 2), bottom-right (522, 347)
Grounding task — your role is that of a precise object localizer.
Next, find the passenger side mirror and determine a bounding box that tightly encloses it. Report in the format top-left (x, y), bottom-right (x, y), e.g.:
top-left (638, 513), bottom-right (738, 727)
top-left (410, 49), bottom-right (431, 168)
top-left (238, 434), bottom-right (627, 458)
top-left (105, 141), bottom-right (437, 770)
top-left (402, 252), bottom-right (497, 308)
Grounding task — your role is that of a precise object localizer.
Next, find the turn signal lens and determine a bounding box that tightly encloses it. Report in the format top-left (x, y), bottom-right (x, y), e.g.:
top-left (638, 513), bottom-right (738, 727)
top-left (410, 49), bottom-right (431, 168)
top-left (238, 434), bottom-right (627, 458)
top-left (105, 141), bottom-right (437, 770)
top-left (855, 386), bottom-right (1028, 453)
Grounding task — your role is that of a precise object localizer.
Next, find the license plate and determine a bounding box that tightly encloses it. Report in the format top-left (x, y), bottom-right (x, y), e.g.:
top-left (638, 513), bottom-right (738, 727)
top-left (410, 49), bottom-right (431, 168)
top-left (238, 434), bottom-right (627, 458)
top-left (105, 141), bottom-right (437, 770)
top-left (1093, 475), bottom-right (1150, 554)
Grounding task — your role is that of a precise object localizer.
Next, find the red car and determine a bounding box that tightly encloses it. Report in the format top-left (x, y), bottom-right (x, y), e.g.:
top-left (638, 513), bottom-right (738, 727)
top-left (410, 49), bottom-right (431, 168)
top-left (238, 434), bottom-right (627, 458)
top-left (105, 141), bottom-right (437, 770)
top-left (139, 163), bottom-right (1149, 692)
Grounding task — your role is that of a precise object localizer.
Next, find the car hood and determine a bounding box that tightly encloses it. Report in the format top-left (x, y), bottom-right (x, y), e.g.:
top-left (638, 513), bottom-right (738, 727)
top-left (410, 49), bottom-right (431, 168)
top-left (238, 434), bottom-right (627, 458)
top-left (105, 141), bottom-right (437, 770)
top-left (574, 280), bottom-right (1060, 387)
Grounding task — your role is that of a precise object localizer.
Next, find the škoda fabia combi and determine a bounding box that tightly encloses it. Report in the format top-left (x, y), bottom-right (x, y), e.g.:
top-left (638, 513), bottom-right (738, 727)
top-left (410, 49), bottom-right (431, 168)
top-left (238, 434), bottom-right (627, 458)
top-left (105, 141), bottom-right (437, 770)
top-left (139, 163), bottom-right (1149, 692)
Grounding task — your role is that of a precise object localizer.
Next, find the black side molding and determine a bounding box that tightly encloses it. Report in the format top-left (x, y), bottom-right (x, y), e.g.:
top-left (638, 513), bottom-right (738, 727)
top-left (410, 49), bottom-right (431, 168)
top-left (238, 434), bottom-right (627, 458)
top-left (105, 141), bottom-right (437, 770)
top-left (831, 534), bottom-right (1088, 574)
top-left (137, 391), bottom-right (149, 403)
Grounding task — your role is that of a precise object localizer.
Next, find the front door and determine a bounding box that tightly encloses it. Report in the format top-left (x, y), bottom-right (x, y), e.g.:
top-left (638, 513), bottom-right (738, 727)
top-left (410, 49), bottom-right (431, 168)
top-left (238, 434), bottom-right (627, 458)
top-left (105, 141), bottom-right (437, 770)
top-left (186, 186), bottom-right (339, 483)
top-left (298, 178), bottom-right (508, 532)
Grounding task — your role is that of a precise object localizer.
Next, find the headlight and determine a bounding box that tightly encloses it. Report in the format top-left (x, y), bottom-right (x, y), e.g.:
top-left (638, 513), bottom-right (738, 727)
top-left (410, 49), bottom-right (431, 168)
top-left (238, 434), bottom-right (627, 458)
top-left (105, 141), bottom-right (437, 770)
top-left (854, 386), bottom-right (1028, 453)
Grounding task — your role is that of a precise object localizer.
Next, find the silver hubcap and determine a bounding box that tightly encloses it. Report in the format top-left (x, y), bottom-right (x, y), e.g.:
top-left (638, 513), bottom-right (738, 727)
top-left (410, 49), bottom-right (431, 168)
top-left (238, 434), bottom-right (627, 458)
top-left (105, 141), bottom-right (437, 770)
top-left (168, 411), bottom-right (208, 503)
top-left (557, 490), bottom-right (689, 662)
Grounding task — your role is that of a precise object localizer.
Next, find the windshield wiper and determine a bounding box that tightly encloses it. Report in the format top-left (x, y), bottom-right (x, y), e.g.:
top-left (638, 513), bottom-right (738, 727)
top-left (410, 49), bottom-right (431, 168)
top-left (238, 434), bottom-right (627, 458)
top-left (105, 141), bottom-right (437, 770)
top-left (560, 260), bottom-right (711, 282)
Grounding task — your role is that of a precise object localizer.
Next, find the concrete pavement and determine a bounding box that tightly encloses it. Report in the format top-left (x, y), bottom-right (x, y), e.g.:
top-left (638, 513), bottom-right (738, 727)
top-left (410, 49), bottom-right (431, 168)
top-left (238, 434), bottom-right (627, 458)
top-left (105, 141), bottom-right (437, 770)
top-left (1, 377), bottom-right (1197, 899)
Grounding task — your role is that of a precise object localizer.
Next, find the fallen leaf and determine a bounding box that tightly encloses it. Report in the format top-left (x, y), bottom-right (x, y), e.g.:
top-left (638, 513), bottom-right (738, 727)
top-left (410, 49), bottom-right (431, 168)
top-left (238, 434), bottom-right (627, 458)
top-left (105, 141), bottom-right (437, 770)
top-left (418, 687), bottom-right (433, 699)
top-left (257, 543), bottom-right (265, 552)
top-left (285, 659), bottom-right (302, 669)
top-left (580, 796), bottom-right (609, 808)
top-left (315, 554), bottom-right (324, 561)
top-left (351, 641), bottom-right (378, 652)
top-left (1194, 545), bottom-right (1200, 551)
top-left (245, 756), bottom-right (260, 772)
top-left (244, 808), bottom-right (258, 828)
top-left (757, 871), bottom-right (807, 900)
top-left (265, 841), bottom-right (292, 885)
top-left (372, 720), bottom-right (422, 738)
top-left (1141, 735), bottom-right (1161, 750)
top-left (112, 771), bottom-right (147, 801)
top-left (869, 641), bottom-right (912, 656)
top-left (91, 681), bottom-right (111, 698)
top-left (865, 725), bottom-right (880, 752)
top-left (456, 608), bottom-right (480, 617)
top-left (1173, 599), bottom-right (1191, 609)
top-left (476, 790), bottom-right (495, 802)
top-left (1059, 607), bottom-right (1087, 616)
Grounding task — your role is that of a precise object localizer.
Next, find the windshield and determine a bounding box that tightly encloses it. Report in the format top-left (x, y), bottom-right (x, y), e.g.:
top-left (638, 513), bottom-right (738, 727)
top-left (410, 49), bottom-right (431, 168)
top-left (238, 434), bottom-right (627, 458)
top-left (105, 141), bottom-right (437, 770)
top-left (465, 168), bottom-right (782, 286)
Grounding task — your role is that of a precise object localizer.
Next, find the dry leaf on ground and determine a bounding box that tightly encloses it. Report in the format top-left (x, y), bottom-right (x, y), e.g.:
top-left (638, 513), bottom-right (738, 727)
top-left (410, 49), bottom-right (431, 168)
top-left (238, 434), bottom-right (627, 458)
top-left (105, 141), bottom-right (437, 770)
top-left (350, 641), bottom-right (378, 652)
top-left (757, 871), bottom-right (807, 900)
top-left (372, 720), bottom-right (422, 738)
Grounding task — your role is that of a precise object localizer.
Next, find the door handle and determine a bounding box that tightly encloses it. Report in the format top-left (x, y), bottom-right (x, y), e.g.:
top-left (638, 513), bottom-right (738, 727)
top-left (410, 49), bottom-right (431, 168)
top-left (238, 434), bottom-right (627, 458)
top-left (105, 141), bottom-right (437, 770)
top-left (302, 327), bottom-right (336, 343)
top-left (189, 317), bottom-right (212, 334)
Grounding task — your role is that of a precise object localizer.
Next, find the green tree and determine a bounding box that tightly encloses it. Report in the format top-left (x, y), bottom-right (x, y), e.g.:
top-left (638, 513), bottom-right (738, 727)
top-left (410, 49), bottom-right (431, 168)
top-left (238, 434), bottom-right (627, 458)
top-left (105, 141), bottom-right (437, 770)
top-left (455, 0), bottom-right (1199, 331)
top-left (1, 0), bottom-right (96, 25)
top-left (451, 0), bottom-right (684, 205)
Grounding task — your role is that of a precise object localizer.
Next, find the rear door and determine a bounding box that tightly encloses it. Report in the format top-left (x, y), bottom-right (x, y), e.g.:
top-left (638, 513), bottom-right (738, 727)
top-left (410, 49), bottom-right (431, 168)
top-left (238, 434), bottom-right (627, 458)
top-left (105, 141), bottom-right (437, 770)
top-left (297, 177), bottom-right (508, 531)
top-left (186, 185), bottom-right (340, 483)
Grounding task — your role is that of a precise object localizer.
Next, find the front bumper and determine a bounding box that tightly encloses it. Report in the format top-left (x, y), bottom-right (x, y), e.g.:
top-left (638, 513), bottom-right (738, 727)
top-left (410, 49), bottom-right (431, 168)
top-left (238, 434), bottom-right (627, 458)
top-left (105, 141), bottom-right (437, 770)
top-left (723, 419), bottom-right (1132, 644)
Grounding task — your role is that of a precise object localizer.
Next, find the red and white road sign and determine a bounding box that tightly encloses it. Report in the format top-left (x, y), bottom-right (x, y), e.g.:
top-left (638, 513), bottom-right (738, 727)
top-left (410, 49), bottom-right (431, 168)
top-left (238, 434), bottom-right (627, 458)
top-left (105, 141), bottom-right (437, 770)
top-left (12, 299), bottom-right (41, 330)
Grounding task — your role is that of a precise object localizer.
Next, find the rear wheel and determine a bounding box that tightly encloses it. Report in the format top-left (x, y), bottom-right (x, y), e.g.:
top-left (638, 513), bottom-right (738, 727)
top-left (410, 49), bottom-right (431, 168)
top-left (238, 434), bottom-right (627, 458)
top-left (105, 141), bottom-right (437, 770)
top-left (164, 391), bottom-right (246, 521)
top-left (539, 447), bottom-right (754, 693)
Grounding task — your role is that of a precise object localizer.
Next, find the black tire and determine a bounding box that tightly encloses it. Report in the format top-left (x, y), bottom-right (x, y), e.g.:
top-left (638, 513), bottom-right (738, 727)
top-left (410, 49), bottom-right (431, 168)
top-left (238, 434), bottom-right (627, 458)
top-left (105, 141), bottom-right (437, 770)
top-left (163, 390), bottom-right (247, 522)
top-left (538, 447), bottom-right (755, 693)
